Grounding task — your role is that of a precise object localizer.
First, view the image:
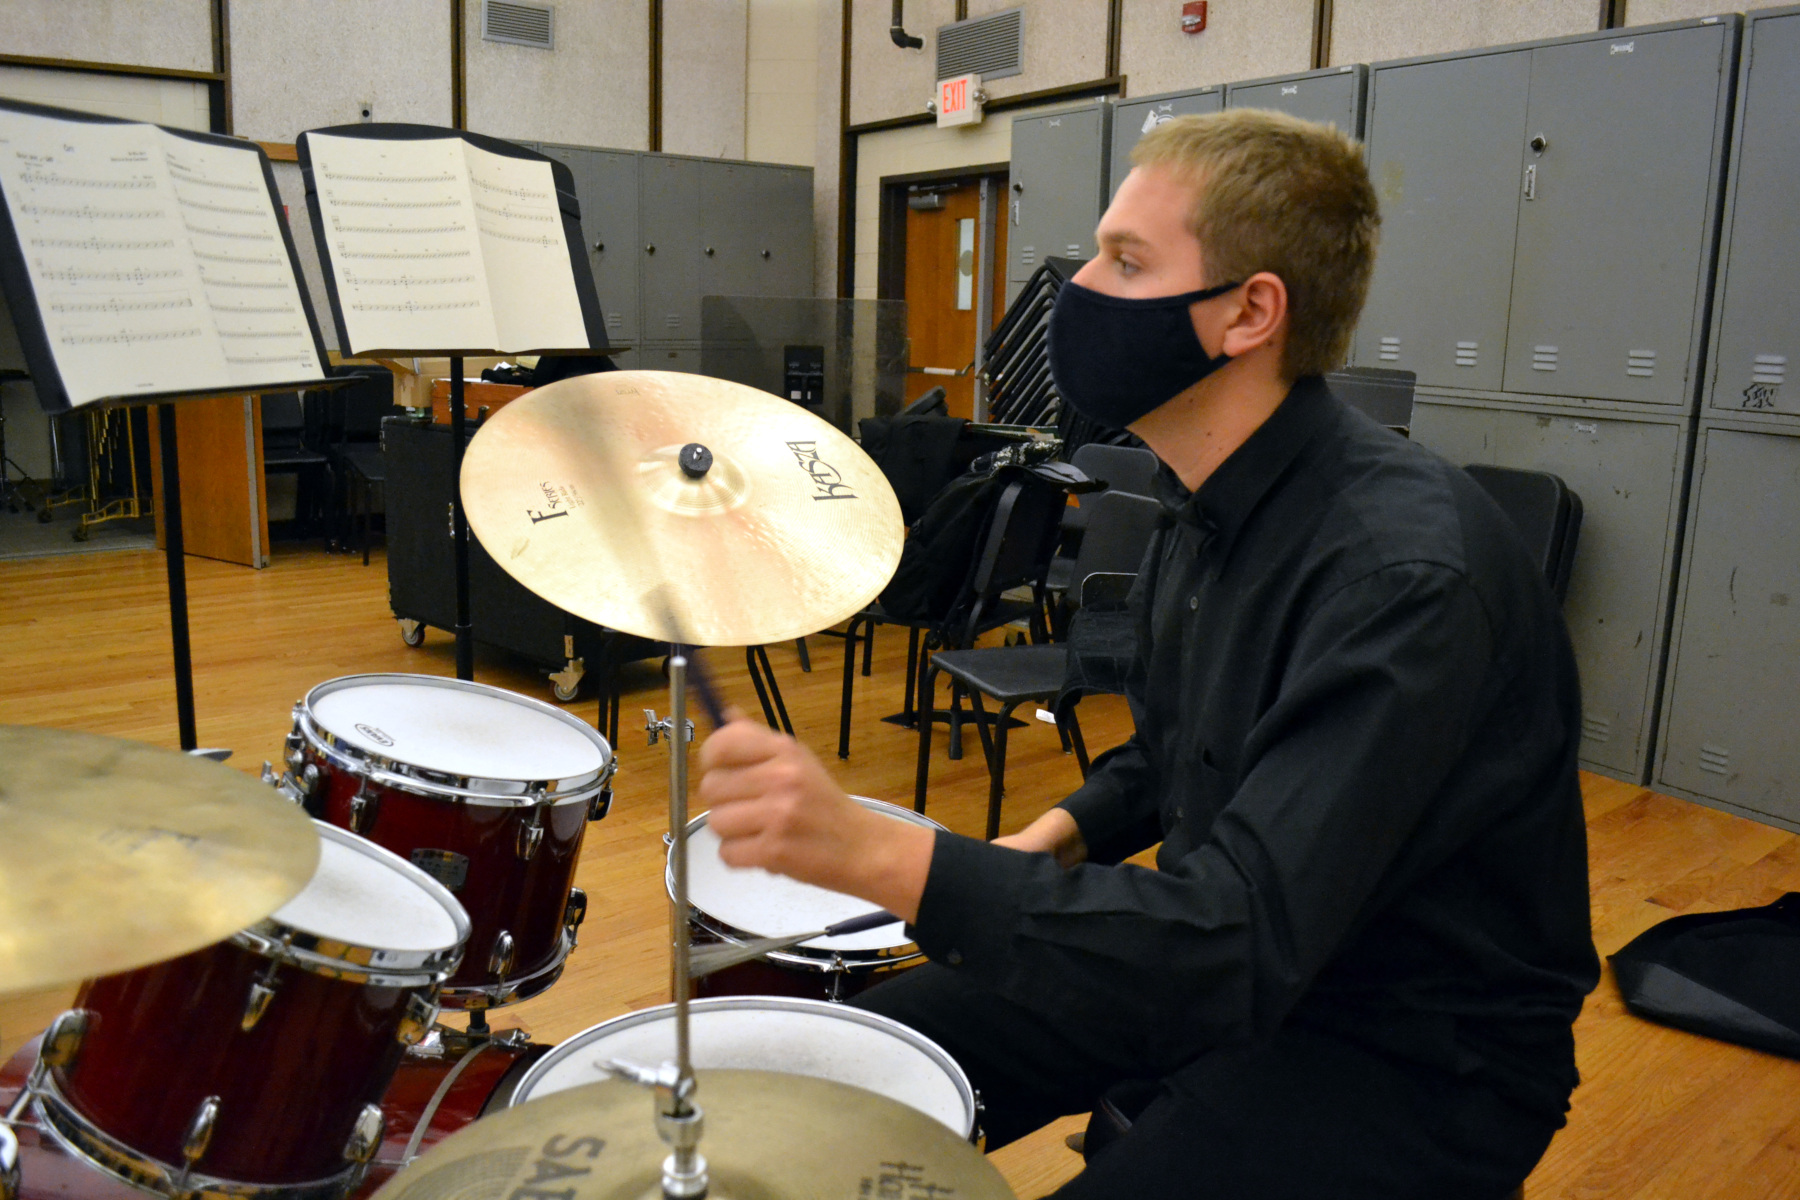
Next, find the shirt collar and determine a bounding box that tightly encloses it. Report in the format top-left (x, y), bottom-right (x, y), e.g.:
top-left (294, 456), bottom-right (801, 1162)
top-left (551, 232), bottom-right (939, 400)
top-left (1150, 375), bottom-right (1336, 553)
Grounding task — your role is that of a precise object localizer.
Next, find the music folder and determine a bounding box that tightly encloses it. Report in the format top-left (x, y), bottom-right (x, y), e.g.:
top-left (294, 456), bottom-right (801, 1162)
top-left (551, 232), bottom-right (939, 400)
top-left (296, 124), bottom-right (607, 359)
top-left (0, 97), bottom-right (333, 413)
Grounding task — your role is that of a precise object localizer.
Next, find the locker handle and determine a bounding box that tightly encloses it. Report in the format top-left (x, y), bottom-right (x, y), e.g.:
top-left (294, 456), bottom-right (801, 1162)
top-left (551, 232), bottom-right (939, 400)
top-left (645, 244), bottom-right (656, 254)
top-left (1522, 164), bottom-right (1536, 202)
top-left (593, 240), bottom-right (604, 252)
top-left (705, 247), bottom-right (714, 256)
top-left (1011, 200), bottom-right (1020, 227)
top-left (1528, 133), bottom-right (1548, 154)
top-left (760, 249), bottom-right (771, 259)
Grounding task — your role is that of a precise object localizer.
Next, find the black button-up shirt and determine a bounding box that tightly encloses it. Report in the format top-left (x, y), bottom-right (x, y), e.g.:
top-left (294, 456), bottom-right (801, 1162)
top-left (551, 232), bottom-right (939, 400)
top-left (912, 376), bottom-right (1600, 1122)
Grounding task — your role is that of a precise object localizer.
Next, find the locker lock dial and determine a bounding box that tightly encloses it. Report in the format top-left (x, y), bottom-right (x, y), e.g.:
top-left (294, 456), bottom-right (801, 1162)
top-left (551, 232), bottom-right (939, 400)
top-left (593, 240), bottom-right (604, 252)
top-left (705, 247), bottom-right (715, 256)
top-left (1528, 133), bottom-right (1549, 154)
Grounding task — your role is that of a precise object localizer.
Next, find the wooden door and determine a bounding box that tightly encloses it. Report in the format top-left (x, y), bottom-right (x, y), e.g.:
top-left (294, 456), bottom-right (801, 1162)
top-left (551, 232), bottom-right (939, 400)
top-left (148, 396), bottom-right (270, 568)
top-left (902, 177), bottom-right (1009, 419)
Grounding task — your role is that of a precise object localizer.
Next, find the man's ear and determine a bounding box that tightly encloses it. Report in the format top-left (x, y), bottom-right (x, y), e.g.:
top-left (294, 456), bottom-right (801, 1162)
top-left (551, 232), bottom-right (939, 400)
top-left (1218, 271), bottom-right (1287, 360)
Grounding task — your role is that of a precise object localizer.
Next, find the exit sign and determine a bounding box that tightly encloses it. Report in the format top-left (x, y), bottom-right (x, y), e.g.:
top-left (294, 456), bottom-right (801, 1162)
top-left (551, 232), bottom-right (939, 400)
top-left (937, 73), bottom-right (982, 127)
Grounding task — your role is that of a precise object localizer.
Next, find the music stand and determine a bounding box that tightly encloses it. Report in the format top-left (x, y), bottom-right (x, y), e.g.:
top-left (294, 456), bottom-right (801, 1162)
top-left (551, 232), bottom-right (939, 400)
top-left (0, 98), bottom-right (335, 749)
top-left (295, 123), bottom-right (609, 681)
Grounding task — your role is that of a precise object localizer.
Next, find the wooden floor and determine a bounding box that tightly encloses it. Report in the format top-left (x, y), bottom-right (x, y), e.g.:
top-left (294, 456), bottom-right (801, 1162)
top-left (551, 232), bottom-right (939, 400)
top-left (3, 542), bottom-right (1798, 1198)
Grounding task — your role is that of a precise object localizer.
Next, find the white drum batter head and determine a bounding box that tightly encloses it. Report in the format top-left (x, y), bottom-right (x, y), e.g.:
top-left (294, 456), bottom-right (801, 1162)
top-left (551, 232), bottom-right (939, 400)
top-left (513, 997), bottom-right (976, 1137)
top-left (683, 797), bottom-right (943, 953)
top-left (272, 824), bottom-right (466, 954)
top-left (305, 674), bottom-right (609, 791)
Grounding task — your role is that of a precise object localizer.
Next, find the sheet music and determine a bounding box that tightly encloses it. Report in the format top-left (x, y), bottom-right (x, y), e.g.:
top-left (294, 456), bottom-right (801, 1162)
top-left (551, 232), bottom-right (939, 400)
top-left (306, 132), bottom-right (587, 355)
top-left (0, 107), bottom-right (322, 407)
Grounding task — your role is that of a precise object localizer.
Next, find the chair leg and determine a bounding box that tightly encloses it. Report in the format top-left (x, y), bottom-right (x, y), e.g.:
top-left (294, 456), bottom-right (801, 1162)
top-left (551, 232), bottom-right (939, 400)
top-left (861, 621), bottom-right (875, 676)
top-left (947, 683), bottom-right (965, 761)
top-left (986, 701), bottom-right (1020, 841)
top-left (837, 618), bottom-right (860, 760)
top-left (794, 636), bottom-right (811, 673)
top-left (1064, 704), bottom-right (1091, 778)
top-left (901, 627), bottom-right (922, 724)
top-left (914, 662), bottom-right (939, 815)
top-left (964, 687), bottom-right (1000, 783)
top-left (746, 646), bottom-right (792, 734)
top-left (760, 646), bottom-right (795, 736)
top-left (360, 477), bottom-right (372, 566)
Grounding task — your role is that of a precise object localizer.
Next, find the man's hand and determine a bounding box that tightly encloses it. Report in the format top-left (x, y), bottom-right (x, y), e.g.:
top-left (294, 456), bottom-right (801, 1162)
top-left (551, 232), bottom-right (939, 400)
top-left (697, 718), bottom-right (934, 924)
top-left (991, 806), bottom-right (1088, 867)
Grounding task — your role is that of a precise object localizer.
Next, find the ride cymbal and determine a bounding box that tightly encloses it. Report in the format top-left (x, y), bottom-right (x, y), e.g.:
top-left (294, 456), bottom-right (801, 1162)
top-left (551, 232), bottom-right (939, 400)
top-left (0, 726), bottom-right (319, 994)
top-left (370, 1069), bottom-right (1013, 1200)
top-left (458, 372), bottom-right (904, 647)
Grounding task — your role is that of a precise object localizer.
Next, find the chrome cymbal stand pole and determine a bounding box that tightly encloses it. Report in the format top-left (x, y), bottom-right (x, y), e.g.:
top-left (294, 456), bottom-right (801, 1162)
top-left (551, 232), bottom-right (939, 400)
top-left (659, 650), bottom-right (705, 1198)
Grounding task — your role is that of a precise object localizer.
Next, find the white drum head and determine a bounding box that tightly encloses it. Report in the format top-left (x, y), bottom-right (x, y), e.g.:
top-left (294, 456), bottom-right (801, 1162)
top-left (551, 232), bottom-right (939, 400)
top-left (272, 826), bottom-right (463, 953)
top-left (685, 797), bottom-right (939, 952)
top-left (515, 998), bottom-right (975, 1136)
top-left (308, 675), bottom-right (606, 786)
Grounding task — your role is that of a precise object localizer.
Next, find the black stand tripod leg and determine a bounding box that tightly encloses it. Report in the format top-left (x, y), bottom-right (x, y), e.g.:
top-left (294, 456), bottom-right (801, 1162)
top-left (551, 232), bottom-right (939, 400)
top-left (449, 361), bottom-right (474, 681)
top-left (156, 405), bottom-right (198, 751)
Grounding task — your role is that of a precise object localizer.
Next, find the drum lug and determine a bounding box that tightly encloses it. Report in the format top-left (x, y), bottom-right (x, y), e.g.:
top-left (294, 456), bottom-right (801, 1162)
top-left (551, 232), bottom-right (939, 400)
top-left (240, 978), bottom-right (279, 1031)
top-left (589, 785), bottom-right (613, 822)
top-left (349, 780), bottom-right (380, 834)
top-left (38, 1008), bottom-right (91, 1069)
top-left (516, 816), bottom-right (544, 861)
top-left (0, 1122), bottom-right (19, 1200)
top-left (283, 724), bottom-right (305, 771)
top-left (178, 1095), bottom-right (221, 1173)
top-left (397, 991), bottom-right (439, 1046)
top-left (342, 1103), bottom-right (385, 1169)
top-left (488, 930), bottom-right (517, 979)
top-left (563, 887), bottom-right (588, 946)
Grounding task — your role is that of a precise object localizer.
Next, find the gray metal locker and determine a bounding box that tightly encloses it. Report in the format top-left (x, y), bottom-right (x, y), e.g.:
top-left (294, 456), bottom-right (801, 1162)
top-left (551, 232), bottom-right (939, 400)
top-left (1705, 8), bottom-right (1800, 422)
top-left (699, 160), bottom-right (758, 300)
top-left (1502, 19), bottom-right (1736, 407)
top-left (640, 344), bottom-right (701, 373)
top-left (1411, 397), bottom-right (1690, 783)
top-left (1007, 101), bottom-right (1112, 301)
top-left (640, 154), bottom-right (702, 339)
top-left (1109, 86), bottom-right (1222, 196)
top-left (1225, 65), bottom-right (1366, 137)
top-left (541, 144), bottom-right (641, 344)
top-left (1656, 425), bottom-right (1800, 826)
top-left (1355, 50), bottom-right (1531, 391)
top-left (751, 166), bottom-right (815, 297)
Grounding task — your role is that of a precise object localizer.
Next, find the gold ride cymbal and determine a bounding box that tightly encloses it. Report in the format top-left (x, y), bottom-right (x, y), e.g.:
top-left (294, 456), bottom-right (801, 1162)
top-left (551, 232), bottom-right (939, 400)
top-left (370, 1069), bottom-right (1014, 1200)
top-left (0, 726), bottom-right (320, 995)
top-left (458, 372), bottom-right (905, 647)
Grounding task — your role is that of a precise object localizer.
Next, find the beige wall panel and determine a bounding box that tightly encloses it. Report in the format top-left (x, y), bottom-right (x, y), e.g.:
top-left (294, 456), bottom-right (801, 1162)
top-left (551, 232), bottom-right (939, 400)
top-left (813, 1), bottom-right (845, 296)
top-left (0, 0), bottom-right (212, 73)
top-left (1119, 0), bottom-right (1312, 96)
top-left (1626, 0), bottom-right (1785, 23)
top-left (965, 0), bottom-right (1109, 100)
top-left (269, 161), bottom-right (337, 354)
top-left (1330, 0), bottom-right (1596, 65)
top-left (0, 66), bottom-right (210, 129)
top-left (747, 0), bottom-right (822, 165)
top-left (850, 110), bottom-right (1019, 299)
top-left (847, 0), bottom-right (954, 127)
top-left (466, 0), bottom-right (649, 149)
top-left (230, 0), bottom-right (450, 142)
top-left (662, 0), bottom-right (748, 158)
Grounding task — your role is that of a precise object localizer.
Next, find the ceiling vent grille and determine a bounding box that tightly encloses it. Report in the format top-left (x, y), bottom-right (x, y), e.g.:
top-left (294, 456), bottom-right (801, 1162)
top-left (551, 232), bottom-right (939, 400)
top-left (483, 1), bottom-right (554, 50)
top-left (937, 8), bottom-right (1024, 82)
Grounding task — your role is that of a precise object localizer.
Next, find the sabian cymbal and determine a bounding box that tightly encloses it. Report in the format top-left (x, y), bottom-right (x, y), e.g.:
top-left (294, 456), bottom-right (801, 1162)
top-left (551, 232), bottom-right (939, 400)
top-left (459, 372), bottom-right (904, 647)
top-left (0, 726), bottom-right (319, 995)
top-left (371, 1069), bottom-right (1014, 1200)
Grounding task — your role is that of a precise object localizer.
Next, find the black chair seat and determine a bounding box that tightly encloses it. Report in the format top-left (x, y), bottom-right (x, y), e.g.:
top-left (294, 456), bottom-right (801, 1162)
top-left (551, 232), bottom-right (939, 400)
top-left (337, 442), bottom-right (386, 483)
top-left (931, 643), bottom-right (1068, 706)
top-left (264, 446), bottom-right (329, 467)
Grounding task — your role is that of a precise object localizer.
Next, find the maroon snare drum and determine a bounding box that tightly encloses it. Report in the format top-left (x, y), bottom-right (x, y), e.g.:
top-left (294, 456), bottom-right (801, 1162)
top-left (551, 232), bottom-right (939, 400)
top-left (26, 823), bottom-right (469, 1200)
top-left (270, 675), bottom-right (614, 1011)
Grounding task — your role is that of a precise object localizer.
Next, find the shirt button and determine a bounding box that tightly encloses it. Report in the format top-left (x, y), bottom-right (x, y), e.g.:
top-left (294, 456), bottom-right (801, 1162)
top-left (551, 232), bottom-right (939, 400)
top-left (1188, 595), bottom-right (1199, 611)
top-left (946, 949), bottom-right (964, 966)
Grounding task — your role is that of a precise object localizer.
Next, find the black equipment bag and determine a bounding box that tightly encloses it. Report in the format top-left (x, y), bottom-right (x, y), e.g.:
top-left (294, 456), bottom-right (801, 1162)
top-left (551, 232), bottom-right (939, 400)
top-left (1609, 892), bottom-right (1800, 1059)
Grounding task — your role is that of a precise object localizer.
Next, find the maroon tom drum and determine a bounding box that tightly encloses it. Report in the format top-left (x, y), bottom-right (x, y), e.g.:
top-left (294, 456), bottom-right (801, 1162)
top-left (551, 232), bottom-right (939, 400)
top-left (29, 822), bottom-right (468, 1200)
top-left (273, 674), bottom-right (614, 1010)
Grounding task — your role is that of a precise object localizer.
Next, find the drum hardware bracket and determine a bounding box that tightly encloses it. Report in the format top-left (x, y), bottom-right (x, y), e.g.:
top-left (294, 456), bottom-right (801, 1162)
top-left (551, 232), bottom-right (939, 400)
top-left (515, 810), bottom-right (545, 860)
top-left (172, 1095), bottom-right (220, 1190)
top-left (259, 761), bottom-right (316, 807)
top-left (397, 991), bottom-right (439, 1047)
top-left (602, 1059), bottom-right (707, 1200)
top-left (340, 1104), bottom-right (385, 1190)
top-left (1, 1121), bottom-right (18, 1200)
top-left (37, 1009), bottom-right (90, 1072)
top-left (563, 888), bottom-right (588, 946)
top-left (643, 710), bottom-right (694, 746)
top-left (240, 970), bottom-right (279, 1032)
top-left (488, 931), bottom-right (517, 980)
top-left (349, 779), bottom-right (381, 834)
top-left (589, 786), bottom-right (613, 822)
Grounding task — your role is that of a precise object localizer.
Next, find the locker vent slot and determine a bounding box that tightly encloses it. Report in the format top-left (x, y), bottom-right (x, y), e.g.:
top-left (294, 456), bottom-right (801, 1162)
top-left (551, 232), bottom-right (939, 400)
top-left (1454, 341), bottom-right (1478, 368)
top-left (1019, 246), bottom-right (1036, 266)
top-left (1698, 743), bottom-right (1730, 776)
top-left (1752, 355), bottom-right (1787, 386)
top-left (606, 313), bottom-right (622, 330)
top-left (937, 8), bottom-right (1024, 82)
top-left (1532, 345), bottom-right (1559, 372)
top-left (1581, 713), bottom-right (1611, 744)
top-left (1378, 336), bottom-right (1400, 362)
top-left (482, 1), bottom-right (554, 49)
top-left (1626, 349), bottom-right (1656, 378)
top-left (1065, 244), bottom-right (1082, 257)
top-left (664, 315), bottom-right (682, 330)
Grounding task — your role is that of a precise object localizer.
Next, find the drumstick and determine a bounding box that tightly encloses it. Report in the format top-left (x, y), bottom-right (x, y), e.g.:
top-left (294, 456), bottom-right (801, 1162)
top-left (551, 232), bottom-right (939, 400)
top-left (687, 909), bottom-right (903, 979)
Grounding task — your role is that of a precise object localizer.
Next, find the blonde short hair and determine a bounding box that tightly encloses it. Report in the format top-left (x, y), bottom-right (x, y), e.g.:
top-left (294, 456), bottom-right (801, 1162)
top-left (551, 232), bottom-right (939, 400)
top-left (1131, 108), bottom-right (1380, 380)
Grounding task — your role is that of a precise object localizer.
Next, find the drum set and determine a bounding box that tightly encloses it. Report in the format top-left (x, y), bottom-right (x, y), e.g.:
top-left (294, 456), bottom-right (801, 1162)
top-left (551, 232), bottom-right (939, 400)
top-left (1, 373), bottom-right (1013, 1200)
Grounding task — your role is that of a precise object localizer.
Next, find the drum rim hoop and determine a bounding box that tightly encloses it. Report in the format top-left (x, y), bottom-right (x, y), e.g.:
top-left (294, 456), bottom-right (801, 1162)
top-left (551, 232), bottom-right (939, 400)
top-left (239, 823), bottom-right (470, 982)
top-left (32, 1073), bottom-right (359, 1200)
top-left (297, 674), bottom-right (615, 804)
top-left (436, 930), bottom-right (572, 1010)
top-left (509, 995), bottom-right (979, 1136)
top-left (671, 797), bottom-right (944, 967)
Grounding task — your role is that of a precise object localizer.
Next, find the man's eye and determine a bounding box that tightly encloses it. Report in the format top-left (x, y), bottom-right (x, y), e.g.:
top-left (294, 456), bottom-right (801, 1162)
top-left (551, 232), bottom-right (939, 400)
top-left (1116, 257), bottom-right (1138, 276)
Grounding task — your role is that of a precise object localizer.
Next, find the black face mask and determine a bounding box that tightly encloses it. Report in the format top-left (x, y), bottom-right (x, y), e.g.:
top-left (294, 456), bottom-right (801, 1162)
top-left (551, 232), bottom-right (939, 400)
top-left (1047, 278), bottom-right (1243, 429)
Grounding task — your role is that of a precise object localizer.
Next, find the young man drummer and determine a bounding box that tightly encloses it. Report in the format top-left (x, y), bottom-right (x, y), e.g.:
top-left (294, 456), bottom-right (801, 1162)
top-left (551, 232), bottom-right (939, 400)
top-left (698, 109), bottom-right (1599, 1198)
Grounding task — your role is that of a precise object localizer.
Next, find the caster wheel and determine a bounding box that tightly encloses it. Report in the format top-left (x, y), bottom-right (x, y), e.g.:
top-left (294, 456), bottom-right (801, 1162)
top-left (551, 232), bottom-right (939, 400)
top-left (399, 620), bottom-right (426, 647)
top-left (38, 509), bottom-right (52, 524)
top-left (553, 681), bottom-right (579, 702)
top-left (71, 525), bottom-right (89, 542)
